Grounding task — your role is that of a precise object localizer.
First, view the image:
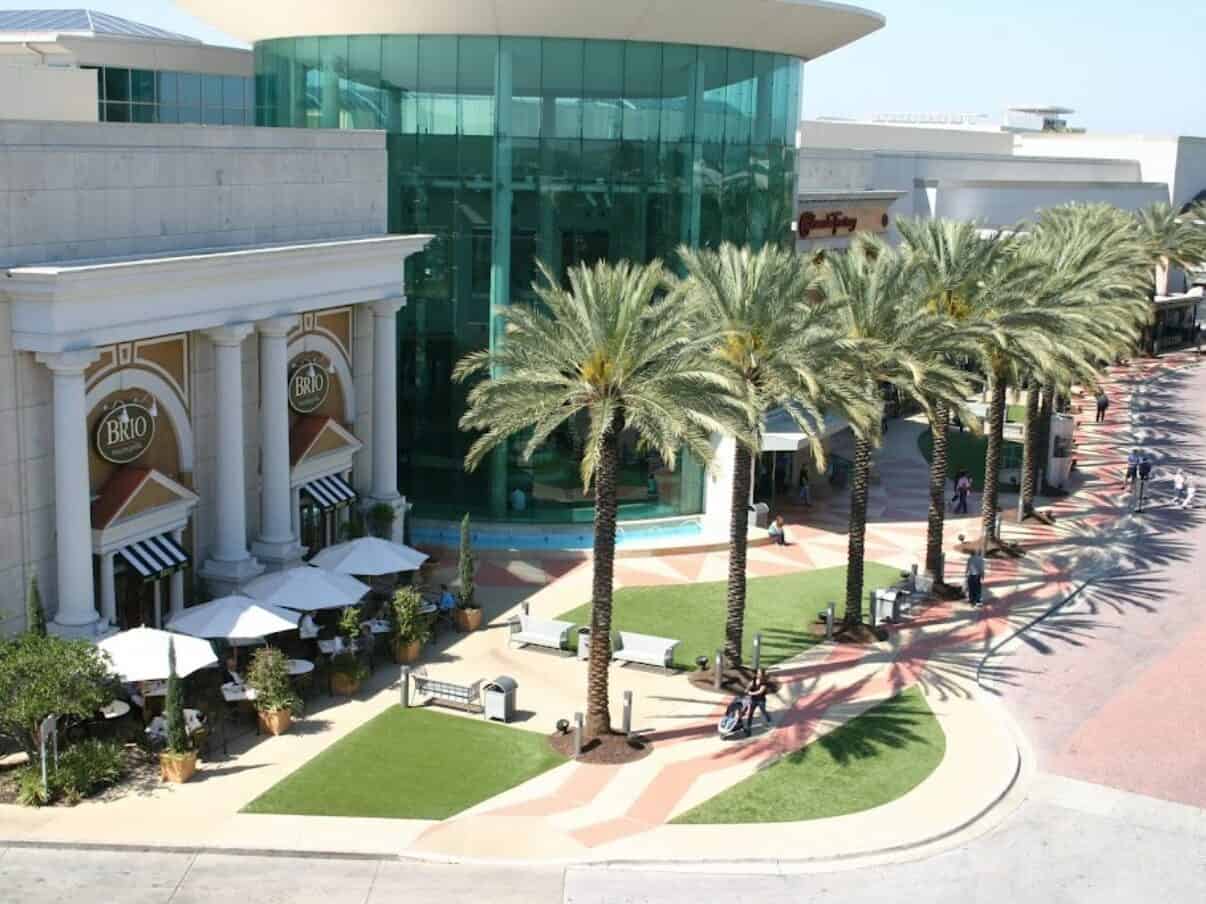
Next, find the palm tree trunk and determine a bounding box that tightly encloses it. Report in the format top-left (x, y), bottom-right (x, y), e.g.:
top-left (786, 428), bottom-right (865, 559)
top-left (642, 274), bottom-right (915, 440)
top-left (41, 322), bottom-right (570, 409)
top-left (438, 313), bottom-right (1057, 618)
top-left (724, 442), bottom-right (753, 668)
top-left (924, 401), bottom-right (949, 582)
top-left (981, 370), bottom-right (1007, 546)
top-left (844, 433), bottom-right (873, 625)
top-left (585, 419), bottom-right (620, 739)
top-left (1020, 383), bottom-right (1041, 516)
top-left (1035, 384), bottom-right (1054, 494)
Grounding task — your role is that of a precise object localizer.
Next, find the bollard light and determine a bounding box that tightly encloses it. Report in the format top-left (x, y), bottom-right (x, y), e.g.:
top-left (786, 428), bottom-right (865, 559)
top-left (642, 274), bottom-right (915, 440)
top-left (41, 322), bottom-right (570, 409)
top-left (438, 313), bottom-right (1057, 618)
top-left (752, 633), bottom-right (762, 673)
top-left (825, 603), bottom-right (835, 642)
top-left (400, 667), bottom-right (410, 708)
top-left (622, 691), bottom-right (633, 737)
top-left (573, 712), bottom-right (584, 758)
top-left (714, 649), bottom-right (723, 690)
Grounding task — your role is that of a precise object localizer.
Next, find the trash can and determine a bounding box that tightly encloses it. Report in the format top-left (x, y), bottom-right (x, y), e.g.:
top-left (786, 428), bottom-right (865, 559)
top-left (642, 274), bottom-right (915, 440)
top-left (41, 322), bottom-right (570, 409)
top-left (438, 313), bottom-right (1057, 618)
top-left (483, 676), bottom-right (518, 723)
top-left (576, 627), bottom-right (591, 661)
top-left (749, 502), bottom-right (770, 529)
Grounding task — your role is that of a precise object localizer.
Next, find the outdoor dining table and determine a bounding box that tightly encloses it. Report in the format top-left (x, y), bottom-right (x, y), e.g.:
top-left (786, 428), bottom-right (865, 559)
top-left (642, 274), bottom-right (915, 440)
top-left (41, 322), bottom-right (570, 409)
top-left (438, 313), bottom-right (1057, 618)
top-left (287, 658), bottom-right (315, 677)
top-left (100, 700), bottom-right (131, 720)
top-left (221, 682), bottom-right (257, 703)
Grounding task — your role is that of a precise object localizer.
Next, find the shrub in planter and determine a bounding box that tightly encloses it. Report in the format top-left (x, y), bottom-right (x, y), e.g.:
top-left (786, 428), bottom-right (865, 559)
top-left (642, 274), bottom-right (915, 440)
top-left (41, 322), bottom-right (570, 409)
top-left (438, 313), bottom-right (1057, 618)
top-left (389, 587), bottom-right (430, 663)
top-left (338, 604), bottom-right (363, 643)
top-left (329, 652), bottom-right (368, 696)
top-left (160, 640), bottom-right (197, 784)
top-left (366, 502), bottom-right (397, 539)
top-left (246, 647), bottom-right (301, 736)
top-left (454, 514), bottom-right (482, 632)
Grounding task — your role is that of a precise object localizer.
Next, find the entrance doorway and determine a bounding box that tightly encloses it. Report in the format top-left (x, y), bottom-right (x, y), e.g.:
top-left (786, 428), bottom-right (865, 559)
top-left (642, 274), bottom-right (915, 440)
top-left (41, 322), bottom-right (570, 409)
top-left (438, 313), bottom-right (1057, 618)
top-left (115, 562), bottom-right (165, 629)
top-left (300, 496), bottom-right (339, 558)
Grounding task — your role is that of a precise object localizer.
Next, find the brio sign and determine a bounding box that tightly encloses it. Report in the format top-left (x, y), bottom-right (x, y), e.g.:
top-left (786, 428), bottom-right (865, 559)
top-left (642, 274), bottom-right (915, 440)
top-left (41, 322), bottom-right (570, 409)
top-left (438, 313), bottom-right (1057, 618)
top-left (289, 358), bottom-right (330, 414)
top-left (96, 402), bottom-right (156, 464)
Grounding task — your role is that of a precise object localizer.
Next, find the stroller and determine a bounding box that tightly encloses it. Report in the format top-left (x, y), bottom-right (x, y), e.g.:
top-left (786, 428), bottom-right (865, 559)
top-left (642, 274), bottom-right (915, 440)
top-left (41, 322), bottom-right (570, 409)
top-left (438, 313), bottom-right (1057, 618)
top-left (718, 695), bottom-right (752, 739)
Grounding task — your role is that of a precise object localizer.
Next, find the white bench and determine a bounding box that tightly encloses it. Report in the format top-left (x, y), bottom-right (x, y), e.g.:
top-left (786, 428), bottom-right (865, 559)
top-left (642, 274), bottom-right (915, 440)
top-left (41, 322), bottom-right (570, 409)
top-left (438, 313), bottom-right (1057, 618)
top-left (612, 631), bottom-right (680, 671)
top-left (509, 615), bottom-right (574, 653)
top-left (411, 670), bottom-right (483, 712)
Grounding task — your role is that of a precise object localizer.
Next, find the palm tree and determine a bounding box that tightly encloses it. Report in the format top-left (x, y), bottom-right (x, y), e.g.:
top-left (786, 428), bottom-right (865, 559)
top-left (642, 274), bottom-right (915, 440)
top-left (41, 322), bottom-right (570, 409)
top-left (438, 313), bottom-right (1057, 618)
top-left (896, 218), bottom-right (1004, 579)
top-left (454, 259), bottom-right (741, 737)
top-left (1015, 204), bottom-right (1152, 514)
top-left (821, 238), bottom-right (975, 625)
top-left (674, 243), bottom-right (870, 667)
top-left (1134, 201), bottom-right (1206, 297)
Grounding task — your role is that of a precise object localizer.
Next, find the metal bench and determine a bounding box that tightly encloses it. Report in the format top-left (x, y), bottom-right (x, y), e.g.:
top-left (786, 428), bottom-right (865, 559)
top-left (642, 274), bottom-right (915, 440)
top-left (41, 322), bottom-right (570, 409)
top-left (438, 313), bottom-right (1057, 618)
top-left (508, 614), bottom-right (573, 654)
top-left (612, 631), bottom-right (680, 672)
top-left (410, 670), bottom-right (483, 712)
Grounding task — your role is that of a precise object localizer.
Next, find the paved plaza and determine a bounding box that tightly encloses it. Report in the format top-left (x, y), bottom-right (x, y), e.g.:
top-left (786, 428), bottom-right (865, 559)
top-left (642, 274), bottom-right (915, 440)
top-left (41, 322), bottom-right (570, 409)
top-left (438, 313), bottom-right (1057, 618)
top-left (2, 352), bottom-right (1204, 901)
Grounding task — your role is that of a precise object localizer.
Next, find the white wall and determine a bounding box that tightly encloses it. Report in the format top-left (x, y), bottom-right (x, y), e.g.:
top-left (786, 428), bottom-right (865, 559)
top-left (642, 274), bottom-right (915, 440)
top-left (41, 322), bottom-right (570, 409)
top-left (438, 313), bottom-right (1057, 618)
top-left (933, 181), bottom-right (1168, 228)
top-left (802, 119), bottom-right (1015, 156)
top-left (0, 64), bottom-right (97, 123)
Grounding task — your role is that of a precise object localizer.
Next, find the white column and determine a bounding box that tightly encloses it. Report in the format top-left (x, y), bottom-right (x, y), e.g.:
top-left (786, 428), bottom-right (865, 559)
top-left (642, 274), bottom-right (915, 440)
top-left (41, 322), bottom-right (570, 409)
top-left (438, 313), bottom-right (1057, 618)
top-left (169, 528), bottom-right (185, 616)
top-left (253, 316), bottom-right (303, 570)
top-left (99, 552), bottom-right (117, 626)
top-left (199, 325), bottom-right (263, 594)
top-left (36, 350), bottom-right (101, 635)
top-left (370, 299), bottom-right (404, 502)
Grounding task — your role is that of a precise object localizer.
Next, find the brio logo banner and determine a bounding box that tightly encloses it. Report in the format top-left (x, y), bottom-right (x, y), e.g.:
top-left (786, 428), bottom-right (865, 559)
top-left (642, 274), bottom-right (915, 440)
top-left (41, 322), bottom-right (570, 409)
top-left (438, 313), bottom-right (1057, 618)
top-left (96, 402), bottom-right (156, 464)
top-left (289, 357), bottom-right (330, 414)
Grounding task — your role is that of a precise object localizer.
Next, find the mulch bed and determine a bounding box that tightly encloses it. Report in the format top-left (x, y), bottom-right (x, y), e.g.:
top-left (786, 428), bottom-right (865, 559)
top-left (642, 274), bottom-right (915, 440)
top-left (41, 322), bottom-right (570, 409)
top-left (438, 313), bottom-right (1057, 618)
top-left (548, 730), bottom-right (653, 765)
top-left (956, 538), bottom-right (1026, 559)
top-left (0, 744), bottom-right (159, 807)
top-left (687, 665), bottom-right (754, 695)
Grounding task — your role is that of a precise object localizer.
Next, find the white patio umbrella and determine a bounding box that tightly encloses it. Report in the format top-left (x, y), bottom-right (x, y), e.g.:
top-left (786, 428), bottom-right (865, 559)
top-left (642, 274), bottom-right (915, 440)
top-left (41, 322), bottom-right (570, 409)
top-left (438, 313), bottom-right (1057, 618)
top-left (244, 565), bottom-right (370, 612)
top-left (97, 627), bottom-right (219, 683)
top-left (310, 537), bottom-right (429, 576)
top-left (165, 595), bottom-right (299, 641)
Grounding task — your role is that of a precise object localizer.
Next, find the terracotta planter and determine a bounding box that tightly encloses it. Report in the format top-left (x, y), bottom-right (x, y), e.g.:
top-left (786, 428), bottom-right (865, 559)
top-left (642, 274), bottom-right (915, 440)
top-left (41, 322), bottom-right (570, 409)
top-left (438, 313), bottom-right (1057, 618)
top-left (331, 671), bottom-right (362, 697)
top-left (257, 708), bottom-right (293, 736)
top-left (393, 638), bottom-right (422, 664)
top-left (159, 751), bottom-right (198, 784)
top-left (454, 607), bottom-right (483, 632)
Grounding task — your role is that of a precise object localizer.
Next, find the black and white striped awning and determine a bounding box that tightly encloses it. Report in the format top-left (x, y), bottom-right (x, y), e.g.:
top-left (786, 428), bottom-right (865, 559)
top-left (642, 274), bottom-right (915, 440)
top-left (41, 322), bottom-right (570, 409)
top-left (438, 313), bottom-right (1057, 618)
top-left (119, 534), bottom-right (190, 581)
top-left (301, 474), bottom-right (357, 511)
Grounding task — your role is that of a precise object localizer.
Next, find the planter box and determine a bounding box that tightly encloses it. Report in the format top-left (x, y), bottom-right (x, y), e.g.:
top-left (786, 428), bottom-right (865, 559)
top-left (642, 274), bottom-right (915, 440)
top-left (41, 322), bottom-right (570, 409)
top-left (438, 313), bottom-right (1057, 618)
top-left (331, 672), bottom-right (362, 697)
top-left (454, 608), bottom-right (483, 632)
top-left (159, 751), bottom-right (197, 784)
top-left (257, 708), bottom-right (293, 736)
top-left (393, 639), bottom-right (422, 664)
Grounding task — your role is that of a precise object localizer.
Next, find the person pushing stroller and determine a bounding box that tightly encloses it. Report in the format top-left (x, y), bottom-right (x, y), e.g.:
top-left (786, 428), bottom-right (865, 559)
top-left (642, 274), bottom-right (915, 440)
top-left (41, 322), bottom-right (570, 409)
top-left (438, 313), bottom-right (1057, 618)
top-left (717, 668), bottom-right (775, 739)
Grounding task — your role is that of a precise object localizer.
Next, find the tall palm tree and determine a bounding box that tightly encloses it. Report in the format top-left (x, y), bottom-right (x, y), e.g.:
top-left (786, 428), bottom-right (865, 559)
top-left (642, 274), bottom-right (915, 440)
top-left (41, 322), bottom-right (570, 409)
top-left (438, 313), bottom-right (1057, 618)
top-left (821, 238), bottom-right (976, 625)
top-left (675, 243), bottom-right (871, 667)
top-left (1015, 204), bottom-right (1152, 514)
top-left (896, 218), bottom-right (1004, 580)
top-left (454, 259), bottom-right (742, 737)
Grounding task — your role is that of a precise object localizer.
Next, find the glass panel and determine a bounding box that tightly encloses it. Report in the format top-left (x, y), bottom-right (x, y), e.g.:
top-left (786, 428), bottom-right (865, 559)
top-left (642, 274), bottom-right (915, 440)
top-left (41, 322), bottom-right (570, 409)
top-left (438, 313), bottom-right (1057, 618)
top-left (223, 74), bottom-right (244, 108)
top-left (502, 37), bottom-right (541, 139)
top-left (382, 35), bottom-right (419, 134)
top-left (541, 38), bottom-right (583, 140)
top-left (178, 72), bottom-right (201, 107)
top-left (104, 102), bottom-right (129, 123)
top-left (157, 70), bottom-right (177, 106)
top-left (202, 74), bottom-right (224, 108)
top-left (752, 52), bottom-right (774, 145)
top-left (294, 36), bottom-right (319, 127)
top-left (347, 35), bottom-right (383, 128)
top-left (104, 68), bottom-right (130, 103)
top-left (581, 40), bottom-right (622, 140)
top-left (203, 106), bottom-right (223, 125)
top-left (458, 36), bottom-right (497, 137)
top-left (158, 105), bottom-right (179, 124)
top-left (131, 103), bottom-right (156, 123)
top-left (130, 69), bottom-right (155, 103)
top-left (659, 44), bottom-right (696, 143)
top-left (622, 42), bottom-right (661, 142)
top-left (770, 54), bottom-right (791, 144)
top-left (697, 47), bottom-right (727, 145)
top-left (724, 49), bottom-right (754, 146)
top-left (178, 106), bottom-right (202, 125)
top-left (318, 36), bottom-right (348, 128)
top-left (417, 35), bottom-right (458, 135)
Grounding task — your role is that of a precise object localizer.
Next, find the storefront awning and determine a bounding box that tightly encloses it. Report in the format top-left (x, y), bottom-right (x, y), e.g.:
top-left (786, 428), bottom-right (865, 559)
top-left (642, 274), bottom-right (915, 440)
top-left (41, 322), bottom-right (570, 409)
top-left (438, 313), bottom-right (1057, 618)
top-left (302, 474), bottom-right (357, 512)
top-left (119, 533), bottom-right (190, 581)
top-left (762, 410), bottom-right (852, 453)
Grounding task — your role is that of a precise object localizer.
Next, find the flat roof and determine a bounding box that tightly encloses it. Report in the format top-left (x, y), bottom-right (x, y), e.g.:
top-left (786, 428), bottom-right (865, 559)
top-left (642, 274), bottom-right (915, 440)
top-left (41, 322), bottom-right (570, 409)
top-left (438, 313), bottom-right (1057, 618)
top-left (181, 0), bottom-right (885, 61)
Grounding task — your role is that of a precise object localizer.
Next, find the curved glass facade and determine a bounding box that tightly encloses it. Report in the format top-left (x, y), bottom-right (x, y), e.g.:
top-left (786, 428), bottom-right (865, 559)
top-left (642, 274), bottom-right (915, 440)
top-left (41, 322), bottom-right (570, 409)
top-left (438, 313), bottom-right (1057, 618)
top-left (257, 35), bottom-right (801, 523)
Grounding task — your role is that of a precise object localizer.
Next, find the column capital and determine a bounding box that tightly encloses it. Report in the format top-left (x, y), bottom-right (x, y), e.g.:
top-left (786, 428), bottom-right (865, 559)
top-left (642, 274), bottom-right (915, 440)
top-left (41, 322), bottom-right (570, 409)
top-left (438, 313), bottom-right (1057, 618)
top-left (204, 323), bottom-right (255, 346)
top-left (370, 298), bottom-right (406, 318)
top-left (35, 348), bottom-right (101, 375)
top-left (256, 315), bottom-right (300, 338)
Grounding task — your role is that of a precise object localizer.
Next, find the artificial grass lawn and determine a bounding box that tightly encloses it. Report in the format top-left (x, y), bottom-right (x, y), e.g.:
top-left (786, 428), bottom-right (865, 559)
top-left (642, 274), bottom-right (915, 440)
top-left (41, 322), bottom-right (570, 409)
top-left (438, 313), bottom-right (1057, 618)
top-left (918, 427), bottom-right (1022, 492)
top-left (673, 686), bottom-right (945, 824)
top-left (242, 707), bottom-right (565, 820)
top-left (555, 563), bottom-right (903, 670)
top-left (1006, 403), bottom-right (1027, 423)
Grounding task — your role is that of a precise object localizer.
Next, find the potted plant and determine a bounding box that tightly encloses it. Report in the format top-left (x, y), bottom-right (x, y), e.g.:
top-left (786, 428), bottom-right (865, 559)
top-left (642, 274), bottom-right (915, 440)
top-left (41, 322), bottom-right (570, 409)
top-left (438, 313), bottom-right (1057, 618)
top-left (453, 514), bottom-right (483, 632)
top-left (159, 640), bottom-right (197, 784)
top-left (329, 652), bottom-right (368, 696)
top-left (245, 647), bottom-right (301, 736)
top-left (390, 587), bottom-right (430, 664)
top-left (338, 604), bottom-right (363, 644)
top-left (366, 502), bottom-right (396, 539)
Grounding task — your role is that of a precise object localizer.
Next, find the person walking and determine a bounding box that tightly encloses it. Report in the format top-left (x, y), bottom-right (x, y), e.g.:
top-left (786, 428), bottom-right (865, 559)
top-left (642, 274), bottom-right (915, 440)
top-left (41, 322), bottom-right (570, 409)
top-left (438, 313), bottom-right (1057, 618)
top-left (965, 549), bottom-right (986, 607)
top-left (954, 470), bottom-right (973, 515)
top-left (743, 668), bottom-right (773, 737)
top-left (1124, 449), bottom-right (1141, 487)
top-left (797, 468), bottom-right (812, 506)
top-left (1136, 454), bottom-right (1154, 511)
top-left (1095, 389), bottom-right (1110, 423)
top-left (1172, 468), bottom-right (1187, 501)
top-left (768, 514), bottom-right (788, 546)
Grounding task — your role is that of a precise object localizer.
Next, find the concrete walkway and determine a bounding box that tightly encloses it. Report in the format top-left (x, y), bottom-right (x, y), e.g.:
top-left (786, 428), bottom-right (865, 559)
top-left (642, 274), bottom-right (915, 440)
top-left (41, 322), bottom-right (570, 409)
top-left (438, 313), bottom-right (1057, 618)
top-left (3, 354), bottom-right (1199, 867)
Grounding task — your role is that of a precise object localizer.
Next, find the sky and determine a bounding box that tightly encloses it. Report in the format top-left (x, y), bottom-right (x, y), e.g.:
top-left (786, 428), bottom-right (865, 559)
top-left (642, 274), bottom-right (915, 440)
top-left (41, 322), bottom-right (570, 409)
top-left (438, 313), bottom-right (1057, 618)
top-left (4, 0), bottom-right (1203, 137)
